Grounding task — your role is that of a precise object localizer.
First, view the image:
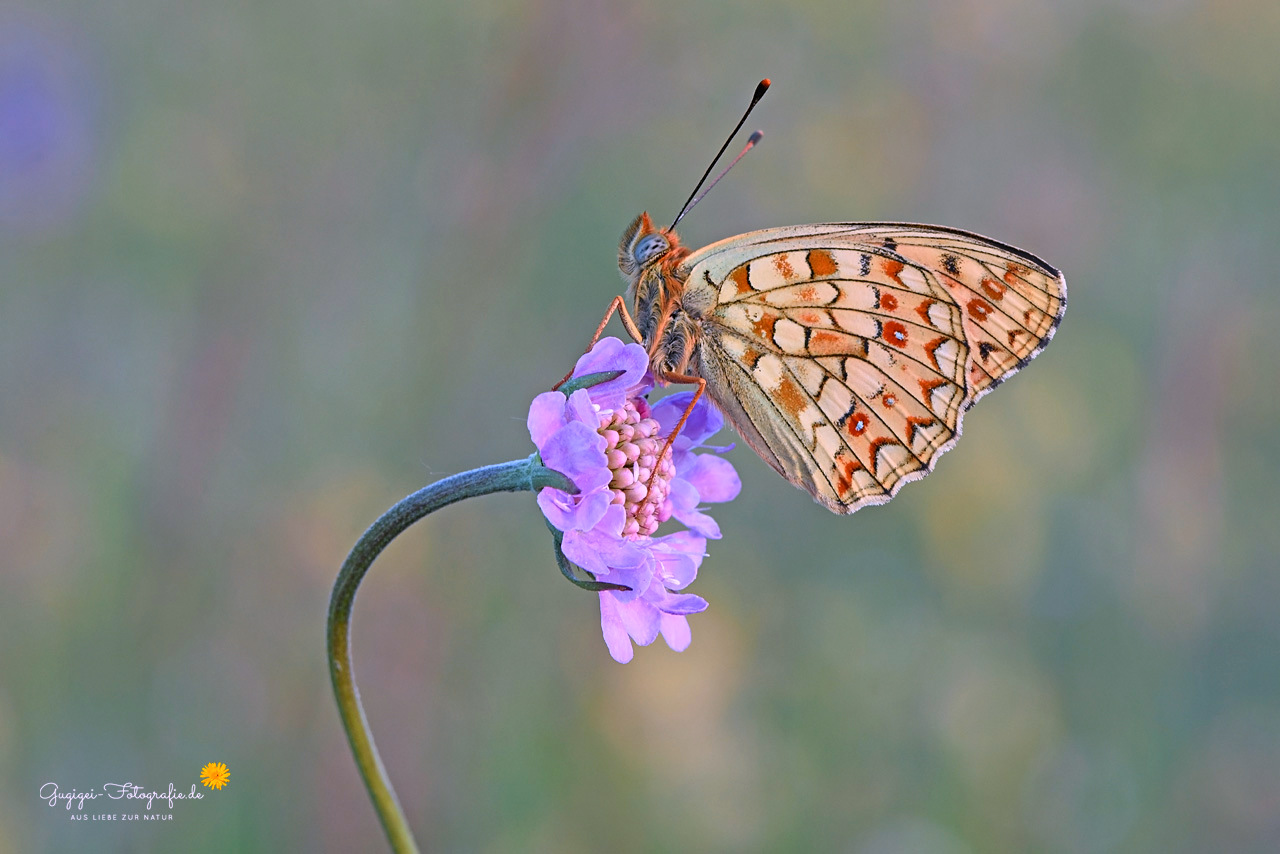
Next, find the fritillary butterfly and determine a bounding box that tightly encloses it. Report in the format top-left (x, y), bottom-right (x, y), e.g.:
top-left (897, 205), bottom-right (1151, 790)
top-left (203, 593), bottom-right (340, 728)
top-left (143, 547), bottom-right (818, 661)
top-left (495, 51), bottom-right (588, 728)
top-left (591, 80), bottom-right (1066, 514)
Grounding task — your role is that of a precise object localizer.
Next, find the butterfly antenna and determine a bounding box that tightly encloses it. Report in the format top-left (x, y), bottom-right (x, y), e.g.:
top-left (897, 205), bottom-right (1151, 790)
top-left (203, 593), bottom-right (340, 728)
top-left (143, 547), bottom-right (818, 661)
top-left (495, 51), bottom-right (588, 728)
top-left (669, 78), bottom-right (770, 231)
top-left (682, 130), bottom-right (762, 221)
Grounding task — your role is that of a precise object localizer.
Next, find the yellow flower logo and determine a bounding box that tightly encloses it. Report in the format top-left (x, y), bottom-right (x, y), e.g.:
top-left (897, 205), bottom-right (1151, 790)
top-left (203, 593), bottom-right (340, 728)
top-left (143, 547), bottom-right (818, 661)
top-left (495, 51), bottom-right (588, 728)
top-left (200, 762), bottom-right (230, 791)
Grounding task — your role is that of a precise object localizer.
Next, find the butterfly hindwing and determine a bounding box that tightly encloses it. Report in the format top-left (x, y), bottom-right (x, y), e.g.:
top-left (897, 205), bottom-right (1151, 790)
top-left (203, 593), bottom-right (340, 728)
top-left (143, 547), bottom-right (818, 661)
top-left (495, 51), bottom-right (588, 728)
top-left (828, 225), bottom-right (1067, 407)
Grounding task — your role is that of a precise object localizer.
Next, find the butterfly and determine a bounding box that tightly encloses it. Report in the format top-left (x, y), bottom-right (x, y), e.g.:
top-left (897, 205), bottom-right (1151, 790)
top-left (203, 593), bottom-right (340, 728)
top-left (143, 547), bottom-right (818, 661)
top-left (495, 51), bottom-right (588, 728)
top-left (583, 81), bottom-right (1066, 514)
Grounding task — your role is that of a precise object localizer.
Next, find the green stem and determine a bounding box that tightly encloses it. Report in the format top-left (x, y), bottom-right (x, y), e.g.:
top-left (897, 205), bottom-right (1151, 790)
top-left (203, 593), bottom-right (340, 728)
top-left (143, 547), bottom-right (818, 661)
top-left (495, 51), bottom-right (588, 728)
top-left (327, 456), bottom-right (574, 853)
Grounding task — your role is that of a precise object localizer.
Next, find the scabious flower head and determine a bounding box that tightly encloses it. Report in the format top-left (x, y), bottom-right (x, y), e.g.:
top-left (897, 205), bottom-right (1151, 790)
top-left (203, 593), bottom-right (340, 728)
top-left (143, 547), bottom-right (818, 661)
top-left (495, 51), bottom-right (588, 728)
top-left (599, 397), bottom-right (675, 537)
top-left (529, 337), bottom-right (741, 663)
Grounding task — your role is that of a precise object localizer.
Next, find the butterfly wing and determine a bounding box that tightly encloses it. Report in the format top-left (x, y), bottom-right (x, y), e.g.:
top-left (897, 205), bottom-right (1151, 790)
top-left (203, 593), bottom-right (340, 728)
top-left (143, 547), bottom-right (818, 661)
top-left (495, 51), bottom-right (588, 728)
top-left (678, 223), bottom-right (1066, 514)
top-left (835, 224), bottom-right (1066, 406)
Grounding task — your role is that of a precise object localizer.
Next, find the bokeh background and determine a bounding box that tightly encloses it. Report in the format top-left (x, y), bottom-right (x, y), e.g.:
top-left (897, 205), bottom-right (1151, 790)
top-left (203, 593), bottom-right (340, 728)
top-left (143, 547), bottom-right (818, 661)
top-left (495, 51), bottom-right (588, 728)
top-left (3, 0), bottom-right (1279, 850)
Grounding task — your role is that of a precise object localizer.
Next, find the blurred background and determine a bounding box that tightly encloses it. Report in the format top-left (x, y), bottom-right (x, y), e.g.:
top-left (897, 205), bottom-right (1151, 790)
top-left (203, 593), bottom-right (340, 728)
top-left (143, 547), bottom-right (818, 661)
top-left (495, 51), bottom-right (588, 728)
top-left (3, 0), bottom-right (1279, 850)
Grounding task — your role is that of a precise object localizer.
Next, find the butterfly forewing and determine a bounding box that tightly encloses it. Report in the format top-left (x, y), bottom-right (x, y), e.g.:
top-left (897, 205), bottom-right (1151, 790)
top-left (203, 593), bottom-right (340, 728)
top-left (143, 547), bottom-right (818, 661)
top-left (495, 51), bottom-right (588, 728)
top-left (677, 223), bottom-right (1065, 514)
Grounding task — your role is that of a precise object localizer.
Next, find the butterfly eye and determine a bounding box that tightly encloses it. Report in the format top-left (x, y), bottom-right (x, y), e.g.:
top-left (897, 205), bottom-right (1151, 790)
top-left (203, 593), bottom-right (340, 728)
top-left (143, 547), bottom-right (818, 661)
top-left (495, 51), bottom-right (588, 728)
top-left (632, 233), bottom-right (670, 266)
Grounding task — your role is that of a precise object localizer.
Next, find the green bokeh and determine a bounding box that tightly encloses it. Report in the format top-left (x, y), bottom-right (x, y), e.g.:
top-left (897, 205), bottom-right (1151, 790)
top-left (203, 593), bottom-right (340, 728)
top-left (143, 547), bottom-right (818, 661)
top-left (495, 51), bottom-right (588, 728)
top-left (3, 0), bottom-right (1279, 851)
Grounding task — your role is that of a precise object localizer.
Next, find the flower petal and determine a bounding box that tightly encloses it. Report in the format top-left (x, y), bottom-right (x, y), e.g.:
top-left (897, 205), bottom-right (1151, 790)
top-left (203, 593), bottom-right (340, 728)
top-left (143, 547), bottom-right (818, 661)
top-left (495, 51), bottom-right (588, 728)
top-left (538, 421), bottom-right (609, 494)
top-left (651, 549), bottom-right (696, 588)
top-left (527, 391), bottom-right (568, 448)
top-left (614, 595), bottom-right (661, 647)
top-left (562, 514), bottom-right (652, 595)
top-left (561, 528), bottom-right (609, 576)
top-left (652, 392), bottom-right (723, 444)
top-left (565, 387), bottom-right (598, 427)
top-left (575, 490), bottom-right (614, 532)
top-left (674, 507), bottom-right (722, 540)
top-left (667, 477), bottom-right (722, 539)
top-left (680, 454), bottom-right (742, 504)
top-left (599, 593), bottom-right (635, 663)
top-left (650, 531), bottom-right (707, 589)
top-left (535, 488), bottom-right (577, 531)
top-left (563, 525), bottom-right (646, 580)
top-left (539, 487), bottom-right (613, 535)
top-left (659, 613), bottom-right (692, 652)
top-left (572, 338), bottom-right (650, 410)
top-left (594, 555), bottom-right (654, 602)
top-left (592, 503), bottom-right (628, 539)
top-left (647, 587), bottom-right (708, 616)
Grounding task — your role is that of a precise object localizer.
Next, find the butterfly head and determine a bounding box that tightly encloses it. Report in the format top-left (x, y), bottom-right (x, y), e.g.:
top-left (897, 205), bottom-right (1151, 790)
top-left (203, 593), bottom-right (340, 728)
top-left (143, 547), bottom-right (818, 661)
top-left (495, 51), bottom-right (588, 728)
top-left (617, 212), bottom-right (684, 282)
top-left (617, 212), bottom-right (692, 351)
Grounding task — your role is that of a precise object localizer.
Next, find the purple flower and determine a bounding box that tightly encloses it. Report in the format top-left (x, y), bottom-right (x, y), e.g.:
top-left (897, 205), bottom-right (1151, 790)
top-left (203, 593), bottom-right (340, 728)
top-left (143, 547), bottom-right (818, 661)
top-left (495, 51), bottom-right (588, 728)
top-left (529, 338), bottom-right (740, 663)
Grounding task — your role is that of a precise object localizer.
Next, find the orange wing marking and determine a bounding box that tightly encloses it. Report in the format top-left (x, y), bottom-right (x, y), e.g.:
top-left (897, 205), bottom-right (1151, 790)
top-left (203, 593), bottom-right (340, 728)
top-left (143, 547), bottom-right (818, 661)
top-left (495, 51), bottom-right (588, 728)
top-left (905, 416), bottom-right (936, 444)
top-left (980, 277), bottom-right (1007, 300)
top-left (881, 258), bottom-right (906, 287)
top-left (918, 377), bottom-right (948, 401)
top-left (967, 298), bottom-right (993, 321)
top-left (808, 329), bottom-right (862, 356)
top-left (924, 336), bottom-right (947, 371)
top-left (844, 410), bottom-right (869, 438)
top-left (882, 320), bottom-right (909, 348)
top-left (775, 374), bottom-right (807, 417)
top-left (808, 249), bottom-right (839, 277)
top-left (915, 298), bottom-right (936, 326)
top-left (752, 311), bottom-right (777, 342)
top-left (835, 454), bottom-right (863, 495)
top-left (1003, 261), bottom-right (1031, 286)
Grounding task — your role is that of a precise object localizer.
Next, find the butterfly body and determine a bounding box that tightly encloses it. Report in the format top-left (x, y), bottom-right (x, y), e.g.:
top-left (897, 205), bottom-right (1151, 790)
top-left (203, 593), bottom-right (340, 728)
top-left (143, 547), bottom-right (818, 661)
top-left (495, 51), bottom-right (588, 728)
top-left (616, 211), bottom-right (1066, 515)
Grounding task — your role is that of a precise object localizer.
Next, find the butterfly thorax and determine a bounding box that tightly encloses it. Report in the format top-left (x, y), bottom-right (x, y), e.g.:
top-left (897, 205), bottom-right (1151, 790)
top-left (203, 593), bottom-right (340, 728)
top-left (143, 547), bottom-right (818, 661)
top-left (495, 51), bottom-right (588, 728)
top-left (618, 212), bottom-right (698, 381)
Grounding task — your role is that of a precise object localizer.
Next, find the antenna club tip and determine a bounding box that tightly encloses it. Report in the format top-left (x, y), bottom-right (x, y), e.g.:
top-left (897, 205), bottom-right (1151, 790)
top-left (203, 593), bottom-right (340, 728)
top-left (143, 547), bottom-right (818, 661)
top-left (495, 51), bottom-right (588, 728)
top-left (753, 78), bottom-right (771, 100)
top-left (760, 78), bottom-right (771, 88)
top-left (747, 130), bottom-right (764, 144)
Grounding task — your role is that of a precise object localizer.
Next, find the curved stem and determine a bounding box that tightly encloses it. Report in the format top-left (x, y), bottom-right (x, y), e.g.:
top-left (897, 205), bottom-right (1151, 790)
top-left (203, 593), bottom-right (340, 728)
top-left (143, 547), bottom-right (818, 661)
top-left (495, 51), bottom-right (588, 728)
top-left (327, 456), bottom-right (574, 853)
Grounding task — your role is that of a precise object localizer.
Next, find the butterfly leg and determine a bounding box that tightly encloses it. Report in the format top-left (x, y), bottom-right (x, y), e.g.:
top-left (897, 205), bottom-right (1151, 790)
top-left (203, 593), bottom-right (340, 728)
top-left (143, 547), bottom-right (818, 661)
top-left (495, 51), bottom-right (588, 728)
top-left (644, 372), bottom-right (707, 496)
top-left (552, 295), bottom-right (646, 390)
